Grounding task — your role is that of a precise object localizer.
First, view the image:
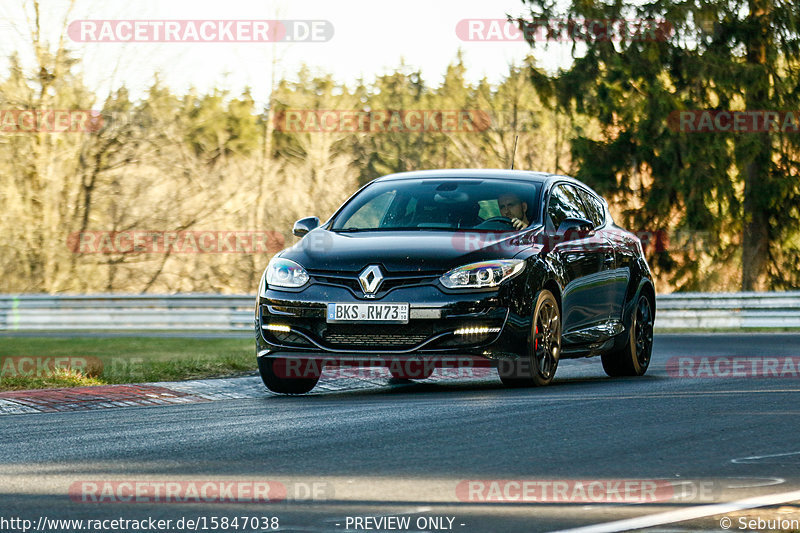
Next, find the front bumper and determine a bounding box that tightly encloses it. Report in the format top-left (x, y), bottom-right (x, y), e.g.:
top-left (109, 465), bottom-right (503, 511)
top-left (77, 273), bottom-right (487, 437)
top-left (255, 281), bottom-right (530, 362)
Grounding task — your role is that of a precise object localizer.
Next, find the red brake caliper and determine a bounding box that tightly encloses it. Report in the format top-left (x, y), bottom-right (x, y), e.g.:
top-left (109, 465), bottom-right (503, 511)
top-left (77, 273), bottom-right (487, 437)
top-left (535, 324), bottom-right (538, 351)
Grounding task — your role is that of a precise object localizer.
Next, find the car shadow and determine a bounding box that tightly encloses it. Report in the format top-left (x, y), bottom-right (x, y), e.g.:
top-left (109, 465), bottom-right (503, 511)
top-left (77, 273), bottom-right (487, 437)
top-left (260, 369), bottom-right (664, 400)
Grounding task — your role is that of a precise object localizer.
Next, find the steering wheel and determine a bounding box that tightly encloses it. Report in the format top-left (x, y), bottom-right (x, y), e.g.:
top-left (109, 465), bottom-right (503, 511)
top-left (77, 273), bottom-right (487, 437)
top-left (474, 216), bottom-right (516, 229)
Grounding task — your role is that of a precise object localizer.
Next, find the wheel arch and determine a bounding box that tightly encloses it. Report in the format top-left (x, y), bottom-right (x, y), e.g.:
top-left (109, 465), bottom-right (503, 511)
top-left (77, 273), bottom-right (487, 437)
top-left (608, 277), bottom-right (655, 355)
top-left (542, 279), bottom-right (562, 315)
top-left (638, 279), bottom-right (656, 318)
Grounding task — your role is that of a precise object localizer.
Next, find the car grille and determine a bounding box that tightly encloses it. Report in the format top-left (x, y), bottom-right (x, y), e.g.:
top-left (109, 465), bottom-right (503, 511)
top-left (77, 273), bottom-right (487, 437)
top-left (323, 333), bottom-right (428, 348)
top-left (321, 323), bottom-right (435, 349)
top-left (309, 270), bottom-right (438, 296)
top-left (271, 329), bottom-right (314, 347)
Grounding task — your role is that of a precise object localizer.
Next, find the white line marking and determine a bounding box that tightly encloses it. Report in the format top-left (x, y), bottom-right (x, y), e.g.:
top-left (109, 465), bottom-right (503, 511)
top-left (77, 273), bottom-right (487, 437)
top-left (548, 488), bottom-right (800, 533)
top-left (724, 477), bottom-right (784, 489)
top-left (732, 451), bottom-right (800, 464)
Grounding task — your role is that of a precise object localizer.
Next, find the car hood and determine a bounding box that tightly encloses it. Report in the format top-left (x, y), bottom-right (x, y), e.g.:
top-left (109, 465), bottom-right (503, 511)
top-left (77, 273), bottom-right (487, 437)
top-left (278, 227), bottom-right (542, 273)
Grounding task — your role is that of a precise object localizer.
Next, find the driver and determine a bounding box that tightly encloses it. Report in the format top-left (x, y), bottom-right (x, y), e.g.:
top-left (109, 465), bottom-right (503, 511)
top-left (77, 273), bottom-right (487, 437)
top-left (498, 193), bottom-right (530, 230)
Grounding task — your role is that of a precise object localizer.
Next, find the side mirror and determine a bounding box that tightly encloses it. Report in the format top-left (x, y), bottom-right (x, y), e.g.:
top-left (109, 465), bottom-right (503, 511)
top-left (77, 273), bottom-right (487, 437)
top-left (556, 217), bottom-right (595, 240)
top-left (293, 216), bottom-right (320, 237)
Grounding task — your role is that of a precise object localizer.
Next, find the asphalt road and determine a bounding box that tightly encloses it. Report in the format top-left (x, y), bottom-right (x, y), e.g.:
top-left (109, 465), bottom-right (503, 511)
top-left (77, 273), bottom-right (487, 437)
top-left (2, 333), bottom-right (800, 533)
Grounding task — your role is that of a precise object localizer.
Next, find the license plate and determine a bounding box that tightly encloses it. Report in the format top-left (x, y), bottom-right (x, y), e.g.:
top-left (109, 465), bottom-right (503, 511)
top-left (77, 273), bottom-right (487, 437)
top-left (327, 303), bottom-right (409, 323)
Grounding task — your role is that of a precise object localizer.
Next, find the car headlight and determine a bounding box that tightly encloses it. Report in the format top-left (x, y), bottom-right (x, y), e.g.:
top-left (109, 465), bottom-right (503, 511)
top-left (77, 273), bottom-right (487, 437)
top-left (264, 257), bottom-right (309, 291)
top-left (440, 260), bottom-right (525, 289)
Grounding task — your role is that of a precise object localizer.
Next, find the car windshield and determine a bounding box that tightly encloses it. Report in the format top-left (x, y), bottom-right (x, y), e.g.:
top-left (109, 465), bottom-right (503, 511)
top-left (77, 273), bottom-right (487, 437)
top-left (331, 178), bottom-right (542, 232)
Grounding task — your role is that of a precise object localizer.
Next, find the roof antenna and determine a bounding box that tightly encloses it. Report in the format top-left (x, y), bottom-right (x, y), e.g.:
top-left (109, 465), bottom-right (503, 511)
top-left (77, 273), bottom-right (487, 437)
top-left (510, 135), bottom-right (518, 169)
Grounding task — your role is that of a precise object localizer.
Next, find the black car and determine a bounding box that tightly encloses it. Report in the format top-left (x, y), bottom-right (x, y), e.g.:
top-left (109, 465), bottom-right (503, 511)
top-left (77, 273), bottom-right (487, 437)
top-left (255, 169), bottom-right (655, 394)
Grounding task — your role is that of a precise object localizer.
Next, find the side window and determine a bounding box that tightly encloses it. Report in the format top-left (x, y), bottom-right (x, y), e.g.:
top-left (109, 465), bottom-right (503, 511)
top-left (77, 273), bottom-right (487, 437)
top-left (382, 195), bottom-right (417, 228)
top-left (477, 199), bottom-right (500, 220)
top-left (547, 184), bottom-right (589, 231)
top-left (342, 191), bottom-right (396, 229)
top-left (577, 189), bottom-right (605, 228)
top-left (404, 197), bottom-right (418, 217)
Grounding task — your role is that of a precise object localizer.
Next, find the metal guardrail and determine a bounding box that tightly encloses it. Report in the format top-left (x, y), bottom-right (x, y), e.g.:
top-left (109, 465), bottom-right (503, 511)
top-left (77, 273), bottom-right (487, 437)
top-left (1, 292), bottom-right (800, 332)
top-left (0, 294), bottom-right (255, 332)
top-left (656, 291), bottom-right (800, 329)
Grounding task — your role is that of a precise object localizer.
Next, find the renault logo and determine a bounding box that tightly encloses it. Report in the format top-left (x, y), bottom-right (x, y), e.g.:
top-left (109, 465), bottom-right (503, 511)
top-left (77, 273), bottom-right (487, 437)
top-left (358, 265), bottom-right (384, 296)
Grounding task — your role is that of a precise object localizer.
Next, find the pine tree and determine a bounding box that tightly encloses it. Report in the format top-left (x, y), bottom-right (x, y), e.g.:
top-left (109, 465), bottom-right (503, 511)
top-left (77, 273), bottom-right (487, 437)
top-left (518, 0), bottom-right (800, 290)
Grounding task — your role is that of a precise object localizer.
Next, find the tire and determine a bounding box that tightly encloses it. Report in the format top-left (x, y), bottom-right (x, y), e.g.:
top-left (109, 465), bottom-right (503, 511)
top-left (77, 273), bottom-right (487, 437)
top-left (258, 356), bottom-right (320, 394)
top-left (498, 289), bottom-right (561, 387)
top-left (389, 359), bottom-right (435, 380)
top-left (601, 293), bottom-right (654, 377)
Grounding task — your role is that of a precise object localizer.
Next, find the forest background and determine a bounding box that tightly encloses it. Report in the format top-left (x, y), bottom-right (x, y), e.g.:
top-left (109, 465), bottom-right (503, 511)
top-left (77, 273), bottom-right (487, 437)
top-left (2, 0), bottom-right (798, 294)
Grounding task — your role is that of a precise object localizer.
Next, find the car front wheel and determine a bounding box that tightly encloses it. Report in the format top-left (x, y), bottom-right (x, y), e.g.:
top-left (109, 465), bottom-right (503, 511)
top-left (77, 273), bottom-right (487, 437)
top-left (498, 289), bottom-right (561, 387)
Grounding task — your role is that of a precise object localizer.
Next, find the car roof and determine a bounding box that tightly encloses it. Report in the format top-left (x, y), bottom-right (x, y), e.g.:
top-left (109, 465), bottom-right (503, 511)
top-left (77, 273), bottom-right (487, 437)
top-left (369, 169), bottom-right (604, 202)
top-left (373, 169), bottom-right (554, 183)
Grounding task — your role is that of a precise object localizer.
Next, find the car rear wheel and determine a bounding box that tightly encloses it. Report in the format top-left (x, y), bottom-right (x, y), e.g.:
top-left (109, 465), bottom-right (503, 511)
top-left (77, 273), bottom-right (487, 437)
top-left (498, 289), bottom-right (561, 387)
top-left (258, 357), bottom-right (320, 394)
top-left (601, 293), bottom-right (654, 377)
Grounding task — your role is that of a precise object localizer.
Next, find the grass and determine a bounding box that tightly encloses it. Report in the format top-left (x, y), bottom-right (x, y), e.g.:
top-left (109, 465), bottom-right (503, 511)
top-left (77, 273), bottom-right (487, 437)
top-left (0, 336), bottom-right (254, 391)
